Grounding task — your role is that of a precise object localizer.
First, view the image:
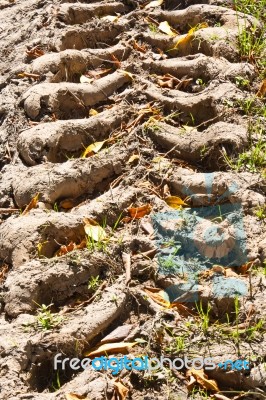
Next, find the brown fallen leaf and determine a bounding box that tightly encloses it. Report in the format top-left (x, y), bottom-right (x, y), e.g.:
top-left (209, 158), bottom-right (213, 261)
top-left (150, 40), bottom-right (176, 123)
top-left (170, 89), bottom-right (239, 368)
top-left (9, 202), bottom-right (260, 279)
top-left (127, 204), bottom-right (152, 219)
top-left (59, 198), bottom-right (75, 209)
top-left (187, 368), bottom-right (220, 392)
top-left (238, 261), bottom-right (252, 275)
top-left (55, 239), bottom-right (86, 257)
top-left (26, 47), bottom-right (45, 58)
top-left (0, 264), bottom-right (9, 284)
top-left (165, 196), bottom-right (187, 209)
top-left (133, 40), bottom-right (147, 53)
top-left (113, 379), bottom-right (129, 400)
top-left (83, 218), bottom-right (107, 242)
top-left (256, 79), bottom-right (266, 98)
top-left (144, 286), bottom-right (170, 308)
top-left (21, 193), bottom-right (40, 216)
top-left (86, 68), bottom-right (112, 80)
top-left (84, 341), bottom-right (137, 357)
top-left (111, 54), bottom-right (121, 69)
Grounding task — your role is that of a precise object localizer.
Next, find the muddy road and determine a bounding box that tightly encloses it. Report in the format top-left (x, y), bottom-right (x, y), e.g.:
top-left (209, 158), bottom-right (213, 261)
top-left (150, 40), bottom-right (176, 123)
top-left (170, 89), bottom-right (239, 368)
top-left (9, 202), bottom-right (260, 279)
top-left (0, 0), bottom-right (265, 399)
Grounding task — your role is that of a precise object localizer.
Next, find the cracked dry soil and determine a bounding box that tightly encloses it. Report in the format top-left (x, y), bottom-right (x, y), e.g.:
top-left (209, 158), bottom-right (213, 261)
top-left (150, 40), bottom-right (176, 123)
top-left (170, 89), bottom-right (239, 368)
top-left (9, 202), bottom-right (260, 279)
top-left (0, 0), bottom-right (266, 399)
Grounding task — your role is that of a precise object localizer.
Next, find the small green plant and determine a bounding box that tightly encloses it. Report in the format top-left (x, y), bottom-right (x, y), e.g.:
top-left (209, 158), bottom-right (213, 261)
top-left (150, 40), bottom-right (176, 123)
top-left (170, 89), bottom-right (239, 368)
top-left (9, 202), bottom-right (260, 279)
top-left (149, 23), bottom-right (159, 34)
top-left (254, 205), bottom-right (266, 220)
top-left (50, 371), bottom-right (61, 392)
top-left (223, 119), bottom-right (266, 172)
top-left (35, 303), bottom-right (63, 330)
top-left (196, 301), bottom-right (211, 335)
top-left (233, 296), bottom-right (241, 353)
top-left (88, 275), bottom-right (102, 291)
top-left (53, 202), bottom-right (59, 212)
top-left (196, 78), bottom-right (205, 86)
top-left (235, 75), bottom-right (250, 89)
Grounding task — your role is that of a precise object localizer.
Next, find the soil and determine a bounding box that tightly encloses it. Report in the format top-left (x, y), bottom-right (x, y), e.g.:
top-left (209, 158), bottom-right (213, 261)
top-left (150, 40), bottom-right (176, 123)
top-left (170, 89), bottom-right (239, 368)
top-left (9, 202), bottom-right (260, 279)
top-left (0, 0), bottom-right (265, 399)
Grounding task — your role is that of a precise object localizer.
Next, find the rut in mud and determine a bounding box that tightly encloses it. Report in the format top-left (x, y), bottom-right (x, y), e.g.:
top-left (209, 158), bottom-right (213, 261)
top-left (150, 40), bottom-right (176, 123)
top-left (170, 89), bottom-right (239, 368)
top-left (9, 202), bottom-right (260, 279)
top-left (0, 0), bottom-right (266, 399)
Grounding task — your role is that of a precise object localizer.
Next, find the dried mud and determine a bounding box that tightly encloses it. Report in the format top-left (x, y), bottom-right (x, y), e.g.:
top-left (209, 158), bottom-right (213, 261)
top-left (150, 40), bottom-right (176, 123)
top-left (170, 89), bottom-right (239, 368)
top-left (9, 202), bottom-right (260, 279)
top-left (0, 0), bottom-right (265, 399)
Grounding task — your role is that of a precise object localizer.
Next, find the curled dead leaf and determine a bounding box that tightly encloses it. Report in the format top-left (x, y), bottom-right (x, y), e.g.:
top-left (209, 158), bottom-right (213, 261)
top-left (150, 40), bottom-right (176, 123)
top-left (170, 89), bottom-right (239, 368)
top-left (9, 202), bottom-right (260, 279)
top-left (144, 286), bottom-right (170, 308)
top-left (133, 40), bottom-right (147, 53)
top-left (165, 196), bottom-right (187, 209)
top-left (21, 193), bottom-right (40, 216)
top-left (127, 204), bottom-right (152, 219)
top-left (55, 239), bottom-right (86, 257)
top-left (82, 140), bottom-right (106, 158)
top-left (113, 379), bottom-right (129, 400)
top-left (84, 341), bottom-right (137, 357)
top-left (158, 21), bottom-right (178, 37)
top-left (187, 368), bottom-right (220, 392)
top-left (256, 79), bottom-right (266, 98)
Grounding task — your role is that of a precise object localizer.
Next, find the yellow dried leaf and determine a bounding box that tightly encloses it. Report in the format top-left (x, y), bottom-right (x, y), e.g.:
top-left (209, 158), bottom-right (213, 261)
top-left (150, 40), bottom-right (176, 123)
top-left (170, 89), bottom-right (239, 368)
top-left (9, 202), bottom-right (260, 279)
top-left (165, 196), bottom-right (187, 209)
top-left (89, 108), bottom-right (98, 116)
top-left (175, 22), bottom-right (208, 48)
top-left (158, 21), bottom-right (177, 37)
top-left (145, 0), bottom-right (164, 9)
top-left (187, 368), bottom-right (220, 392)
top-left (80, 75), bottom-right (93, 84)
top-left (119, 69), bottom-right (134, 80)
top-left (21, 193), bottom-right (39, 216)
top-left (174, 34), bottom-right (192, 48)
top-left (101, 15), bottom-right (120, 22)
top-left (84, 342), bottom-right (137, 357)
top-left (113, 379), bottom-right (129, 400)
top-left (127, 154), bottom-right (140, 164)
top-left (82, 141), bottom-right (106, 158)
top-left (128, 204), bottom-right (152, 219)
top-left (256, 79), bottom-right (266, 98)
top-left (65, 394), bottom-right (86, 400)
top-left (84, 218), bottom-right (107, 242)
top-left (144, 287), bottom-right (170, 308)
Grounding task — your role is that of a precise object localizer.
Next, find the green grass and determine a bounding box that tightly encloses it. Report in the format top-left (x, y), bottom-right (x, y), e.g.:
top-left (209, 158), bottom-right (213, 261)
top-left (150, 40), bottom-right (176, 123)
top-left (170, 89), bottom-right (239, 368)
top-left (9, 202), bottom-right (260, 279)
top-left (35, 303), bottom-right (63, 330)
top-left (235, 0), bottom-right (266, 76)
